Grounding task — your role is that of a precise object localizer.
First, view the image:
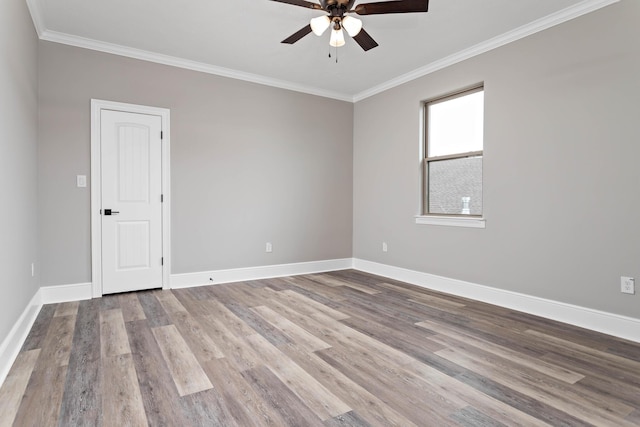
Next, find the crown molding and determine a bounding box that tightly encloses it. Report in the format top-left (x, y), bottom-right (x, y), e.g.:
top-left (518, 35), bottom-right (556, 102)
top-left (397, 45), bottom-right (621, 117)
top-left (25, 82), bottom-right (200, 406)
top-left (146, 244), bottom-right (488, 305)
top-left (27, 0), bottom-right (618, 103)
top-left (25, 0), bottom-right (45, 36)
top-left (37, 29), bottom-right (353, 103)
top-left (352, 0), bottom-right (620, 102)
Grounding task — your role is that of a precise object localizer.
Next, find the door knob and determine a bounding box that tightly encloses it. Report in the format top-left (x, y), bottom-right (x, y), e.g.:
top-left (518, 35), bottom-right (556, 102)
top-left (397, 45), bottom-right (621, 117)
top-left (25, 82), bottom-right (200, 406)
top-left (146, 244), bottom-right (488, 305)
top-left (103, 209), bottom-right (120, 215)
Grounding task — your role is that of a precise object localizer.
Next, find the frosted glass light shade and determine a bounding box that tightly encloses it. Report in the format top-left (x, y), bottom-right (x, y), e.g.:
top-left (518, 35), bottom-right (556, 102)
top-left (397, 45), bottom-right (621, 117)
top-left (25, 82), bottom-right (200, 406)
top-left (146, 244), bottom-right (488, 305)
top-left (342, 16), bottom-right (362, 37)
top-left (310, 15), bottom-right (331, 36)
top-left (329, 28), bottom-right (346, 47)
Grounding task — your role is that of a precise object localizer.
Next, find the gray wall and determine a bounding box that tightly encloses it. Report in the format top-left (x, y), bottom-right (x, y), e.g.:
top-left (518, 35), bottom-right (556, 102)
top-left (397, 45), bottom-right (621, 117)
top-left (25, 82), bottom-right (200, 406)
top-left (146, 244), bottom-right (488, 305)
top-left (0, 0), bottom-right (39, 340)
top-left (38, 42), bottom-right (353, 286)
top-left (353, 0), bottom-right (640, 318)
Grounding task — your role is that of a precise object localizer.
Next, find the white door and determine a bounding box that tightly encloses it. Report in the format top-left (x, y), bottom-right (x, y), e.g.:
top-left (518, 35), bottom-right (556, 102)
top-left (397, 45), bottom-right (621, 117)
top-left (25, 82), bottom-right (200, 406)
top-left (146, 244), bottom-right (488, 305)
top-left (100, 110), bottom-right (163, 294)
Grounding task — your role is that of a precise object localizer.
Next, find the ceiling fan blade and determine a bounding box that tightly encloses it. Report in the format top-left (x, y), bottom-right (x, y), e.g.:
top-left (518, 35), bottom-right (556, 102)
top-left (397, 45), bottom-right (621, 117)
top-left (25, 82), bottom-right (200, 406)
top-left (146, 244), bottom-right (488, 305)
top-left (354, 0), bottom-right (428, 15)
top-left (281, 24), bottom-right (313, 44)
top-left (270, 0), bottom-right (323, 10)
top-left (352, 28), bottom-right (378, 51)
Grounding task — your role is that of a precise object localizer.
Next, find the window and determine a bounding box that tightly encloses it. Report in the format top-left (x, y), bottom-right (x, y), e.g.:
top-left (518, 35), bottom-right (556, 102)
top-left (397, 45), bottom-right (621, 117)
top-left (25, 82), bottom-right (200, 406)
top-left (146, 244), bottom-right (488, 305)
top-left (421, 86), bottom-right (484, 224)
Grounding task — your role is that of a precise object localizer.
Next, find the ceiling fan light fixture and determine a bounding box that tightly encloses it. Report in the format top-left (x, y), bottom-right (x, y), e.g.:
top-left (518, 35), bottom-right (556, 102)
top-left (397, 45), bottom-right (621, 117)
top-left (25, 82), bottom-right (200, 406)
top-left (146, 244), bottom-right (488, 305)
top-left (329, 28), bottom-right (346, 47)
top-left (341, 16), bottom-right (362, 37)
top-left (310, 15), bottom-right (331, 36)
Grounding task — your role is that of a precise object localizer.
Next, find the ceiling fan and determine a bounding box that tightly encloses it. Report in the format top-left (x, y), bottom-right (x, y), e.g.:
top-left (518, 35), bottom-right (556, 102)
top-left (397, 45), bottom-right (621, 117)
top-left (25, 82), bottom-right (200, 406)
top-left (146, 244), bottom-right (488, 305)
top-left (271, 0), bottom-right (430, 51)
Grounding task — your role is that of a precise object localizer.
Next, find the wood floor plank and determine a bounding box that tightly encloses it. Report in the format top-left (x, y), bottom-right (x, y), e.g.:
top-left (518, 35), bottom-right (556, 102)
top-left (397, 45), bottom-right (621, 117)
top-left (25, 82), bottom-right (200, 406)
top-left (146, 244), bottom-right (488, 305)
top-left (217, 297), bottom-right (293, 347)
top-left (203, 357), bottom-right (288, 427)
top-left (405, 360), bottom-right (551, 427)
top-left (435, 345), bottom-right (637, 426)
top-left (203, 298), bottom-right (260, 337)
top-left (137, 290), bottom-right (171, 327)
top-left (178, 388), bottom-right (239, 426)
top-left (376, 281), bottom-right (467, 309)
top-left (268, 287), bottom-right (350, 321)
top-left (204, 282), bottom-right (272, 308)
top-left (417, 318), bottom-right (585, 384)
top-left (252, 305), bottom-right (332, 352)
top-left (626, 409), bottom-right (640, 424)
top-left (100, 309), bottom-right (131, 358)
top-left (20, 304), bottom-right (56, 351)
top-left (323, 410), bottom-right (372, 426)
top-left (241, 365), bottom-right (325, 427)
top-left (312, 274), bottom-right (382, 295)
top-left (416, 351), bottom-right (592, 426)
top-left (54, 301), bottom-right (80, 317)
top-left (58, 299), bottom-right (103, 426)
top-left (245, 333), bottom-right (351, 420)
top-left (315, 347), bottom-right (460, 427)
top-left (282, 276), bottom-right (350, 303)
top-left (37, 313), bottom-right (76, 369)
top-left (196, 314), bottom-right (263, 372)
top-left (100, 294), bottom-right (121, 311)
top-left (330, 292), bottom-right (428, 325)
top-left (172, 290), bottom-right (215, 317)
top-left (168, 310), bottom-right (225, 361)
top-left (263, 292), bottom-right (418, 368)
top-left (277, 342), bottom-right (419, 427)
top-left (151, 324), bottom-right (213, 396)
top-left (154, 290), bottom-right (188, 313)
top-left (102, 354), bottom-right (148, 427)
top-left (118, 292), bottom-right (147, 322)
top-left (12, 365), bottom-right (68, 426)
top-left (525, 329), bottom-right (640, 374)
top-left (541, 352), bottom-right (640, 407)
top-left (341, 313), bottom-right (446, 355)
top-left (0, 349), bottom-right (40, 427)
top-left (126, 319), bottom-right (191, 426)
top-left (449, 406), bottom-right (509, 427)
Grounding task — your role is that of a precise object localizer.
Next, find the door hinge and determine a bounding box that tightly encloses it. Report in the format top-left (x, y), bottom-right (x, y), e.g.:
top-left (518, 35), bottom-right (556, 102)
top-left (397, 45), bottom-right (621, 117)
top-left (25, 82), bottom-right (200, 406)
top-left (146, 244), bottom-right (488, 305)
top-left (160, 131), bottom-right (163, 140)
top-left (161, 257), bottom-right (164, 266)
top-left (161, 194), bottom-right (164, 203)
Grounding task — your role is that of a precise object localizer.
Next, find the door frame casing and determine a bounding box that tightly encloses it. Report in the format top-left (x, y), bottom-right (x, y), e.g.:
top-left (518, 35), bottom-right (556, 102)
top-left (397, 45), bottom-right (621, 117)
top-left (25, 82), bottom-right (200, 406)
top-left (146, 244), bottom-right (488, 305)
top-left (90, 99), bottom-right (171, 297)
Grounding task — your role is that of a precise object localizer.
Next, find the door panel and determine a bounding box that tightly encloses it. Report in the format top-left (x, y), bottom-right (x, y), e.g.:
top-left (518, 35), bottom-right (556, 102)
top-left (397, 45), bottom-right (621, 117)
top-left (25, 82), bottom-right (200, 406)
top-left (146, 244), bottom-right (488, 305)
top-left (101, 110), bottom-right (163, 294)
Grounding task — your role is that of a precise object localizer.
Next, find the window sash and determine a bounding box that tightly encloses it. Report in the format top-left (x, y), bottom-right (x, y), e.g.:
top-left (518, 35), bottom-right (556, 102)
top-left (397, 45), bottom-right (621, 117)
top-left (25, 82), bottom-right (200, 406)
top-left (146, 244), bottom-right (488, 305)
top-left (423, 152), bottom-right (483, 217)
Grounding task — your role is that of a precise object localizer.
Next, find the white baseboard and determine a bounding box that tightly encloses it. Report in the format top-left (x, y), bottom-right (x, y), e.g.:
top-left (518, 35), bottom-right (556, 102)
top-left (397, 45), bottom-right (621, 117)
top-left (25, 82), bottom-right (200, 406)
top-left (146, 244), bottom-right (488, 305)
top-left (39, 282), bottom-right (93, 304)
top-left (0, 290), bottom-right (42, 386)
top-left (171, 258), bottom-right (354, 289)
top-left (0, 282), bottom-right (92, 386)
top-left (353, 258), bottom-right (640, 343)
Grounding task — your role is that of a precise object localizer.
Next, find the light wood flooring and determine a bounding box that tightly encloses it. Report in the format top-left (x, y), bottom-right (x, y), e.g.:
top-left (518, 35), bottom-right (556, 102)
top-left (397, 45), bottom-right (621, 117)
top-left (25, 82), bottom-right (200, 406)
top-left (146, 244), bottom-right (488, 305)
top-left (1, 270), bottom-right (639, 426)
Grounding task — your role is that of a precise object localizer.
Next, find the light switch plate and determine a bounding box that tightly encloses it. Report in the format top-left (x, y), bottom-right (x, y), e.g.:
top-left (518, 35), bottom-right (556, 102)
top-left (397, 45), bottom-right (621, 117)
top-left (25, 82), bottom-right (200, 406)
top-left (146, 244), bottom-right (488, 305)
top-left (76, 175), bottom-right (87, 188)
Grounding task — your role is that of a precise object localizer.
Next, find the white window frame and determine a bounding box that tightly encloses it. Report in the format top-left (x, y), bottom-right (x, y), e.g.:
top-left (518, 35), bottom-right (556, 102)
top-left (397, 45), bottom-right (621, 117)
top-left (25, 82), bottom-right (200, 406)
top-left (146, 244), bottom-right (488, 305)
top-left (416, 85), bottom-right (486, 229)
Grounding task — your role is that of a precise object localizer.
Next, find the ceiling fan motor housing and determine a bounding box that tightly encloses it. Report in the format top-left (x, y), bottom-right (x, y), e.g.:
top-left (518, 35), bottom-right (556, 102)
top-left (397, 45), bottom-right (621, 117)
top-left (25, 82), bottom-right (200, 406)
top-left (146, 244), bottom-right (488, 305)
top-left (322, 0), bottom-right (354, 17)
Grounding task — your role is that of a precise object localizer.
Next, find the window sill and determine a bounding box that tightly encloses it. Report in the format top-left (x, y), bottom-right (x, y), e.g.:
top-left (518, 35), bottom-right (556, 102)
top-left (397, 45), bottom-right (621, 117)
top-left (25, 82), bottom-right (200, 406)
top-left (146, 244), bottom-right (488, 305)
top-left (414, 215), bottom-right (486, 229)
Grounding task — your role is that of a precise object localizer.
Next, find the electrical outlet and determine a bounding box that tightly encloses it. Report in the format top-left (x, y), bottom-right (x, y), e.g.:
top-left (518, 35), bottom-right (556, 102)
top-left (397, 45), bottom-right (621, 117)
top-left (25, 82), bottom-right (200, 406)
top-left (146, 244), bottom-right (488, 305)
top-left (266, 242), bottom-right (273, 253)
top-left (621, 277), bottom-right (635, 294)
top-left (382, 242), bottom-right (388, 252)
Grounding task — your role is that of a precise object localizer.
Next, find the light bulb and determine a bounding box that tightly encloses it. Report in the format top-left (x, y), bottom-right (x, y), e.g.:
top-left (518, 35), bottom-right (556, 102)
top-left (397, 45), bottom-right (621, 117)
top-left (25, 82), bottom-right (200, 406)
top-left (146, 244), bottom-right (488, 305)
top-left (342, 16), bottom-right (362, 37)
top-left (310, 15), bottom-right (331, 36)
top-left (329, 28), bottom-right (345, 47)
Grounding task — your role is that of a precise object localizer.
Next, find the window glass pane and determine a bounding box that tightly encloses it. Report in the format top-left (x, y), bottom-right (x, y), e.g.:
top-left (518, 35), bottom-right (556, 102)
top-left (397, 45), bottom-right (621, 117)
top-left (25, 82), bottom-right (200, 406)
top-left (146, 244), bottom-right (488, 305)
top-left (428, 156), bottom-right (482, 215)
top-left (428, 90), bottom-right (484, 157)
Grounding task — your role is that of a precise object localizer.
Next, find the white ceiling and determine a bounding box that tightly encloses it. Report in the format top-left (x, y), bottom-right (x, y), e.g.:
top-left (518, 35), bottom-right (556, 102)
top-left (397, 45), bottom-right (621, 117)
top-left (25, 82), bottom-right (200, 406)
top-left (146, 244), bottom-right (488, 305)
top-left (27, 0), bottom-right (617, 101)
